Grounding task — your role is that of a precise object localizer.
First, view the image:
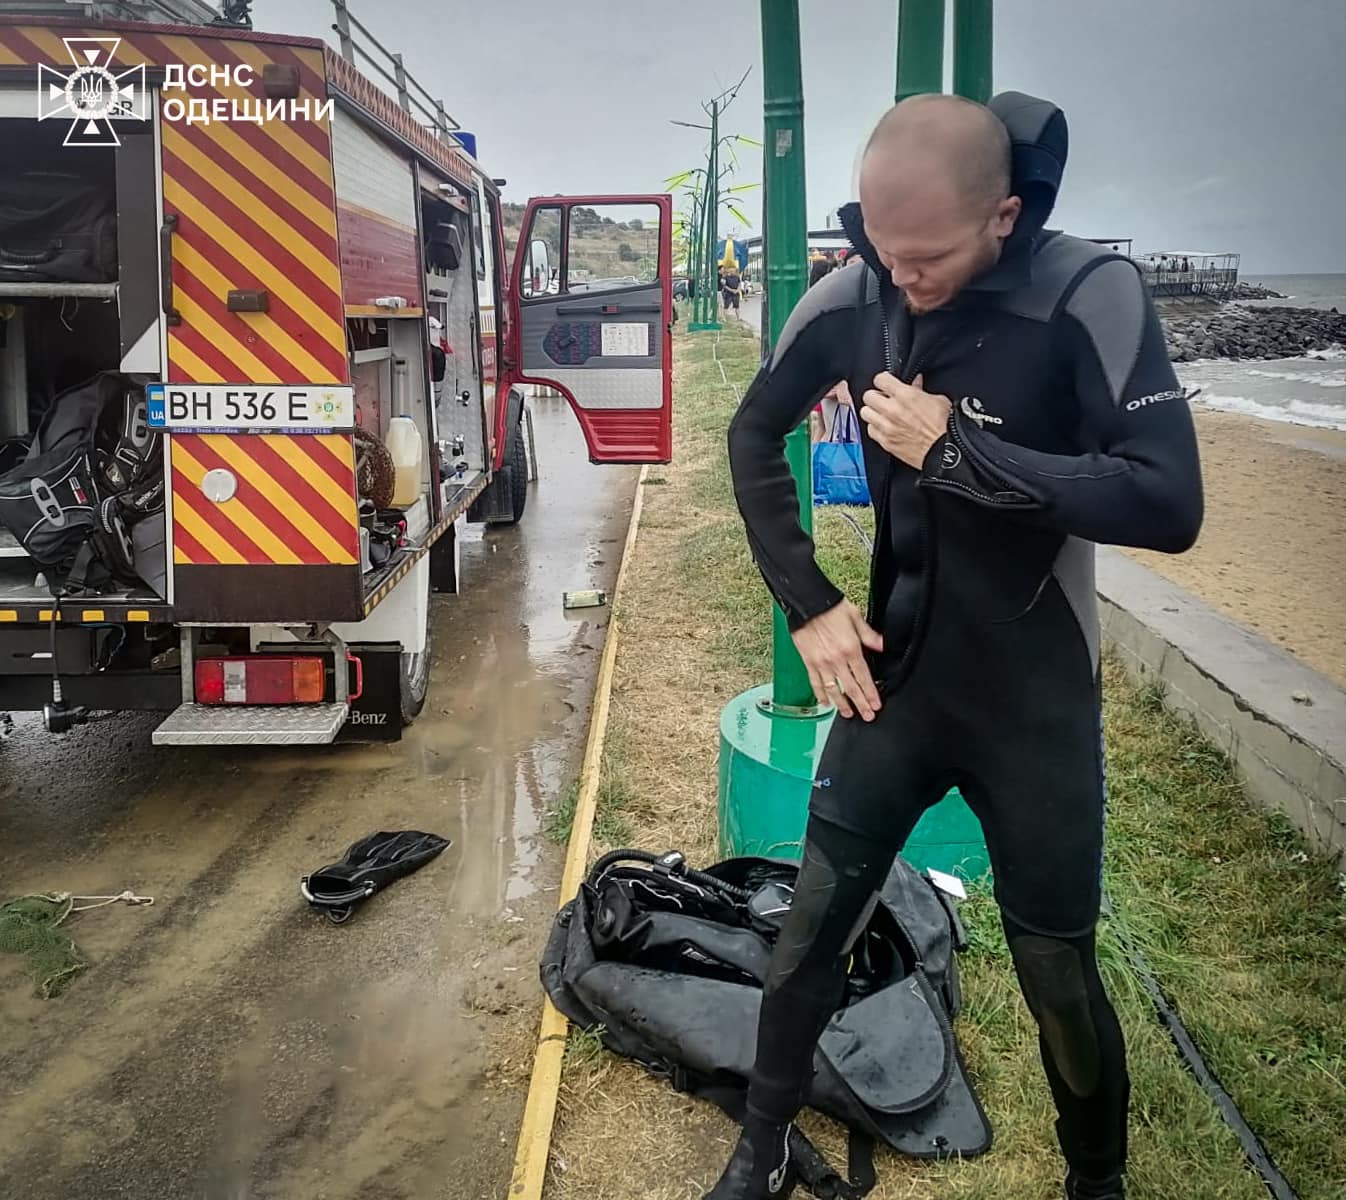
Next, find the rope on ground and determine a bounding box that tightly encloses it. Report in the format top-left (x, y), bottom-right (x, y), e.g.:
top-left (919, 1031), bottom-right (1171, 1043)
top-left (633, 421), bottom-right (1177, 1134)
top-left (838, 510), bottom-right (874, 554)
top-left (60, 890), bottom-right (155, 912)
top-left (0, 888), bottom-right (154, 999)
top-left (509, 463), bottom-right (650, 1200)
top-left (713, 328), bottom-right (743, 404)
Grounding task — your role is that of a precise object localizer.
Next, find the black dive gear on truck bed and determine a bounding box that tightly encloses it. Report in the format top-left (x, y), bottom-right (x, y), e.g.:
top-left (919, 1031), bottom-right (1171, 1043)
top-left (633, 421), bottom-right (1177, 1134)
top-left (0, 372), bottom-right (160, 593)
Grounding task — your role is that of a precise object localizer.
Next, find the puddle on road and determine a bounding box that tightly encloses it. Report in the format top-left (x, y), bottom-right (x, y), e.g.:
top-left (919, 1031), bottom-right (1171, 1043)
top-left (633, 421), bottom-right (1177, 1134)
top-left (0, 398), bottom-right (639, 1200)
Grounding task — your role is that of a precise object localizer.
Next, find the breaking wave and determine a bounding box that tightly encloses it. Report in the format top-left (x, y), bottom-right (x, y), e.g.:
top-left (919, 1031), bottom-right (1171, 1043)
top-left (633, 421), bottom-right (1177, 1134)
top-left (1193, 393), bottom-right (1346, 431)
top-left (1245, 367), bottom-right (1346, 388)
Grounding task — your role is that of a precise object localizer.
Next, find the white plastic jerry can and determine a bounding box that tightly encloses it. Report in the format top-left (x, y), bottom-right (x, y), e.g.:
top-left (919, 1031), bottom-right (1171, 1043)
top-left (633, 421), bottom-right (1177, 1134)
top-left (385, 416), bottom-right (424, 509)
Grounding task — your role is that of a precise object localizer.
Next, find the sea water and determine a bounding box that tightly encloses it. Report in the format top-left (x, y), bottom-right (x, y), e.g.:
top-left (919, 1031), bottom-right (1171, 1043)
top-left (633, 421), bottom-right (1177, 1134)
top-left (1179, 274), bottom-right (1346, 431)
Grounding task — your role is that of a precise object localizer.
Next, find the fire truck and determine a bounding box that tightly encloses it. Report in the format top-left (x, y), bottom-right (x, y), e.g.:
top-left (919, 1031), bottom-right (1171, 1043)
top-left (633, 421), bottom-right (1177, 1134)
top-left (0, 0), bottom-right (672, 744)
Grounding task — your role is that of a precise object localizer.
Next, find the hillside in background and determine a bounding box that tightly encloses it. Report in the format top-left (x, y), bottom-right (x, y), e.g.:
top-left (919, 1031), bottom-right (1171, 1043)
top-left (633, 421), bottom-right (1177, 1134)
top-left (500, 202), bottom-right (661, 284)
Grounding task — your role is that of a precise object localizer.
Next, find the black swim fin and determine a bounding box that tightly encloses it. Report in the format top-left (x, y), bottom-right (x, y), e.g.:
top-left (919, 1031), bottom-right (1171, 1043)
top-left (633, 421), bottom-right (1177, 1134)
top-left (301, 830), bottom-right (450, 923)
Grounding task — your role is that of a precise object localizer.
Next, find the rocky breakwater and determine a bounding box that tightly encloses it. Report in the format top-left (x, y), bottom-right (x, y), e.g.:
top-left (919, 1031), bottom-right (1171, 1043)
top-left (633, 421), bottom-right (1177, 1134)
top-left (1162, 305), bottom-right (1346, 363)
top-left (1229, 282), bottom-right (1289, 301)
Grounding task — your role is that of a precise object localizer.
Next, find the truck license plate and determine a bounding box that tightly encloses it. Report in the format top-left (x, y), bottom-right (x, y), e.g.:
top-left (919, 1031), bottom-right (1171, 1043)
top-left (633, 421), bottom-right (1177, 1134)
top-left (146, 384), bottom-right (355, 433)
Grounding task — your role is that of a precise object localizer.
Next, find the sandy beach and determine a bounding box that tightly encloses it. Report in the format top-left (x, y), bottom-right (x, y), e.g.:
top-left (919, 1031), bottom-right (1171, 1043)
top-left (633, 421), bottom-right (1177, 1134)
top-left (1125, 407), bottom-right (1346, 686)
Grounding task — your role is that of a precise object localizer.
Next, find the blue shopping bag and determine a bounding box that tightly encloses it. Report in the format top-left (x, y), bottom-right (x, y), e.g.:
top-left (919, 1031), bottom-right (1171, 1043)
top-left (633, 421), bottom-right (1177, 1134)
top-left (812, 405), bottom-right (870, 506)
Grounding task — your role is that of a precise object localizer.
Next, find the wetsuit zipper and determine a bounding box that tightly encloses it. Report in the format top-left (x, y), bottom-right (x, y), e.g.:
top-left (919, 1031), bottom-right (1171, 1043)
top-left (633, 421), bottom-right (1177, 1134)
top-left (873, 303), bottom-right (948, 694)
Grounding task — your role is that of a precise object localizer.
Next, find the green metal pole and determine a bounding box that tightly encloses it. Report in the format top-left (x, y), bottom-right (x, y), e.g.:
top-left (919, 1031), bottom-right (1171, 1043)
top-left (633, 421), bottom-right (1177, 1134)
top-left (707, 102), bottom-right (720, 325)
top-left (761, 0), bottom-right (813, 709)
top-left (896, 0), bottom-right (946, 102)
top-left (707, 102), bottom-right (722, 329)
top-left (715, 0), bottom-right (832, 864)
top-left (691, 105), bottom-right (723, 331)
top-left (952, 0), bottom-right (993, 103)
top-left (698, 150), bottom-right (711, 323)
top-left (694, 186), bottom-right (705, 302)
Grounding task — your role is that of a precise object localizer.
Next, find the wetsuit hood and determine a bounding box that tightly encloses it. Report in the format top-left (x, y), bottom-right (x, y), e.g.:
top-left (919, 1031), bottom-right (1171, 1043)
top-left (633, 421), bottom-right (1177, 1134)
top-left (838, 90), bottom-right (1069, 294)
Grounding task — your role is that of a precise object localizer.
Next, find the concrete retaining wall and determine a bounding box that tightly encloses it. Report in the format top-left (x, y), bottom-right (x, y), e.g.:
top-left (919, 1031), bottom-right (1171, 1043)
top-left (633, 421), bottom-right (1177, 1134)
top-left (1097, 549), bottom-right (1346, 866)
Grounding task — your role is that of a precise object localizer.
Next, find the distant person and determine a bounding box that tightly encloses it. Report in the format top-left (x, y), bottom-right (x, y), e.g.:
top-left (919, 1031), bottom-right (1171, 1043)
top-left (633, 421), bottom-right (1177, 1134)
top-left (718, 90), bottom-right (1203, 1200)
top-left (722, 265), bottom-right (742, 313)
top-left (807, 254), bottom-right (832, 288)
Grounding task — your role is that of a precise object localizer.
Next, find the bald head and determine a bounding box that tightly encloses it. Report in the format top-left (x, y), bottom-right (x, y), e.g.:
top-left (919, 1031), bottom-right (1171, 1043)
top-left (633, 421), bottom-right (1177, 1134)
top-left (856, 95), bottom-right (1021, 313)
top-left (862, 94), bottom-right (1012, 220)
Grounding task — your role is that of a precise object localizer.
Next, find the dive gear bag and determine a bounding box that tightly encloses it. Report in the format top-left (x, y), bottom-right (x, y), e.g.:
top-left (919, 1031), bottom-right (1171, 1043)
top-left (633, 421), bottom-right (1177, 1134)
top-left (0, 372), bottom-right (161, 593)
top-left (541, 849), bottom-right (992, 1195)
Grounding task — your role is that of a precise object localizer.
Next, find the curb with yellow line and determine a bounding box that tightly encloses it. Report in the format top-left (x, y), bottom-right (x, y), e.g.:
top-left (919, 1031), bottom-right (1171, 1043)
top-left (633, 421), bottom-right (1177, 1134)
top-left (508, 463), bottom-right (649, 1199)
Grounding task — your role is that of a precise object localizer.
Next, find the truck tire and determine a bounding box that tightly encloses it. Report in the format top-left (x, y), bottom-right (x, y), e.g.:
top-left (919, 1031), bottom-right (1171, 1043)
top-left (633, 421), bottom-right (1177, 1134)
top-left (504, 419), bottom-right (530, 525)
top-left (399, 570), bottom-right (432, 723)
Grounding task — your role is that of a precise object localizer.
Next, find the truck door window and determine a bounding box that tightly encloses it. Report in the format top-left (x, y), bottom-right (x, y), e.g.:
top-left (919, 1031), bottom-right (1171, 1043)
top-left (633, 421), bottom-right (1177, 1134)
top-left (566, 203), bottom-right (661, 293)
top-left (519, 205), bottom-right (562, 298)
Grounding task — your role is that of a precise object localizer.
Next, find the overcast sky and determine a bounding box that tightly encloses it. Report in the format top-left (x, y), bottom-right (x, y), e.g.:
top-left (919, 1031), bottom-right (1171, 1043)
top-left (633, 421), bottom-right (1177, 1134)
top-left (264, 0), bottom-right (1345, 274)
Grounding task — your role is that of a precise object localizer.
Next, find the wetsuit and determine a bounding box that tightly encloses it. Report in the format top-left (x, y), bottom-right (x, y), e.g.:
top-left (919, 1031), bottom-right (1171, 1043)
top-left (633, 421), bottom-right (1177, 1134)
top-left (717, 92), bottom-right (1203, 1198)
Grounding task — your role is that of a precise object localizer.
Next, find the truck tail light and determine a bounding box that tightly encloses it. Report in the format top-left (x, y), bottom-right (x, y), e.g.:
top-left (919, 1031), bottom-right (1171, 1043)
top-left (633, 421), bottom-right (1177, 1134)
top-left (195, 656), bottom-right (326, 705)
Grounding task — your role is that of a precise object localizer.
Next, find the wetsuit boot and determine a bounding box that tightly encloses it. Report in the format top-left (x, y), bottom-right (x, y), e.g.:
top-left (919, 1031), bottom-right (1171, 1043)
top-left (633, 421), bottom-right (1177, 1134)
top-left (702, 1114), bottom-right (796, 1199)
top-left (1065, 1168), bottom-right (1125, 1199)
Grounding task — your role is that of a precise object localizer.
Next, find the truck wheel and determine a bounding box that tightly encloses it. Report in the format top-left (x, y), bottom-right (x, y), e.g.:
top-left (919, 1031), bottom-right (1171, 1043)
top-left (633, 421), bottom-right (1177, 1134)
top-left (399, 571), bottom-right (432, 723)
top-left (503, 417), bottom-right (530, 525)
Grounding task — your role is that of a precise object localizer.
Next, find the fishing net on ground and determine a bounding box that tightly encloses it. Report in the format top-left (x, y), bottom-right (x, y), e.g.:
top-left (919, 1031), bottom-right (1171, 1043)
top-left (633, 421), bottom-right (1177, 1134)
top-left (0, 890), bottom-right (153, 999)
top-left (0, 894), bottom-right (86, 999)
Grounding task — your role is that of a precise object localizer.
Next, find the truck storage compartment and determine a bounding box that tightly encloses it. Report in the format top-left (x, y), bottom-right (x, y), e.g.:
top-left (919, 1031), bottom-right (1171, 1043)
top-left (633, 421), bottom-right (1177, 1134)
top-left (0, 139), bottom-right (117, 285)
top-left (0, 116), bottom-right (166, 606)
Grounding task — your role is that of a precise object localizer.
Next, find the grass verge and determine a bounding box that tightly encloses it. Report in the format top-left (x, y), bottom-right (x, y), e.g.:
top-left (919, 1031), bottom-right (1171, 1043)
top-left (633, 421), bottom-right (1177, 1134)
top-left (545, 320), bottom-right (1346, 1200)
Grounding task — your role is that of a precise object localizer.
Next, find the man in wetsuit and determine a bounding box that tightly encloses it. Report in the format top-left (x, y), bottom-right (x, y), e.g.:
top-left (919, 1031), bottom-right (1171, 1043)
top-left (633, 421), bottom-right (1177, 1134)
top-left (711, 92), bottom-right (1203, 1200)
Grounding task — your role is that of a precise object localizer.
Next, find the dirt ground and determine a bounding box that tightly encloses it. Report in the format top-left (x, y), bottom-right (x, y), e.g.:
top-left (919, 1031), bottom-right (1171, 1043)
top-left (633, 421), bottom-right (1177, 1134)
top-left (0, 395), bottom-right (636, 1200)
top-left (1126, 409), bottom-right (1346, 686)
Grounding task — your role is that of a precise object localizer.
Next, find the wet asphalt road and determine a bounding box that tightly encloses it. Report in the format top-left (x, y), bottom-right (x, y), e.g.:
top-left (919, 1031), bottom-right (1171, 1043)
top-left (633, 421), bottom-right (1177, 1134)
top-left (0, 395), bottom-right (637, 1200)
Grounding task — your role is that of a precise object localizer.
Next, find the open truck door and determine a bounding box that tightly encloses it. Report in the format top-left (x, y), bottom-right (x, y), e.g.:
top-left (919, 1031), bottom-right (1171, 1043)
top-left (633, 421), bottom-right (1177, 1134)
top-left (505, 195), bottom-right (672, 464)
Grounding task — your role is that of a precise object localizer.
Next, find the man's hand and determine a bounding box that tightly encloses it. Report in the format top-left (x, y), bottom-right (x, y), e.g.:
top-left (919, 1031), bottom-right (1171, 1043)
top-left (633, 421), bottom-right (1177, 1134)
top-left (858, 372), bottom-right (952, 469)
top-left (792, 600), bottom-right (884, 721)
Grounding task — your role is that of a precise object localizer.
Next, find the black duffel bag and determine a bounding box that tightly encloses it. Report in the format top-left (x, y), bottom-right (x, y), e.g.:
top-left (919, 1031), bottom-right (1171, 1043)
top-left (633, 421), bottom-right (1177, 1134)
top-left (541, 849), bottom-right (992, 1198)
top-left (0, 373), bottom-right (156, 592)
top-left (0, 171), bottom-right (118, 283)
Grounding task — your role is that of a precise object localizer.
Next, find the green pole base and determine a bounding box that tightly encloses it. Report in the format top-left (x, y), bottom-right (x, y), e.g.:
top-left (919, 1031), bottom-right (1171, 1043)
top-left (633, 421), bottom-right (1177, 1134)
top-left (687, 321), bottom-right (723, 331)
top-left (717, 683), bottom-right (992, 881)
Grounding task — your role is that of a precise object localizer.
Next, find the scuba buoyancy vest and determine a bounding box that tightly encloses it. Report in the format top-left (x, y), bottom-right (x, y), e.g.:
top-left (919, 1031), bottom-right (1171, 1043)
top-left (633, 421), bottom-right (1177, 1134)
top-left (0, 372), bottom-right (161, 594)
top-left (541, 850), bottom-right (993, 1194)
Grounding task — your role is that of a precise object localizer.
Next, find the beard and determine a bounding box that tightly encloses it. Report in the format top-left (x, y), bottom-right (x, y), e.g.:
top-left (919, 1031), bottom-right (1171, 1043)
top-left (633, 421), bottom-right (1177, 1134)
top-left (902, 238), bottom-right (1005, 315)
top-left (904, 292), bottom-right (946, 316)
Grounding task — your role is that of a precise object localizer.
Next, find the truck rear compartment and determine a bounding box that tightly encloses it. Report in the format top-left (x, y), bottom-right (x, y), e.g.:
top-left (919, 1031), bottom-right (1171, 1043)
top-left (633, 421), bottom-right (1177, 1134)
top-left (0, 116), bottom-right (168, 607)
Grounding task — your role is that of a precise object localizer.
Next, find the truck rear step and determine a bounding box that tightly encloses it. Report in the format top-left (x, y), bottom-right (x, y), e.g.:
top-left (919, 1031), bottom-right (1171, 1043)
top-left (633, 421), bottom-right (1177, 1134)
top-left (152, 703), bottom-right (349, 746)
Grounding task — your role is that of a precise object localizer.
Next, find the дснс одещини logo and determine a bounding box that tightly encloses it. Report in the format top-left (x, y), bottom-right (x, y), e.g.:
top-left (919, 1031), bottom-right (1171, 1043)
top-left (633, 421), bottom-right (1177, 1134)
top-left (37, 38), bottom-right (149, 148)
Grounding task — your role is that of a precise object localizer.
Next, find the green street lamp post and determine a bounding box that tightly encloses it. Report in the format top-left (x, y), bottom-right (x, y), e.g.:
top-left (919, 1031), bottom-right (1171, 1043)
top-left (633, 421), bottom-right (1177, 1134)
top-left (689, 99), bottom-right (723, 331)
top-left (896, 0), bottom-right (945, 101)
top-left (953, 0), bottom-right (993, 103)
top-left (716, 0), bottom-right (832, 860)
